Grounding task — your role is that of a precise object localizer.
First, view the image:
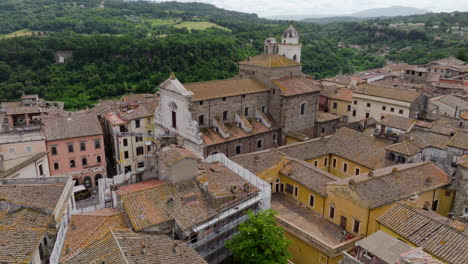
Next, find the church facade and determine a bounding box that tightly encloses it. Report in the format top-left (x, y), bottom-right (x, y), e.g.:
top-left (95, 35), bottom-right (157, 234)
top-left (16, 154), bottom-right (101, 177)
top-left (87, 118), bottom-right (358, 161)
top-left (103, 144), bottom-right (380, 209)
top-left (155, 25), bottom-right (320, 157)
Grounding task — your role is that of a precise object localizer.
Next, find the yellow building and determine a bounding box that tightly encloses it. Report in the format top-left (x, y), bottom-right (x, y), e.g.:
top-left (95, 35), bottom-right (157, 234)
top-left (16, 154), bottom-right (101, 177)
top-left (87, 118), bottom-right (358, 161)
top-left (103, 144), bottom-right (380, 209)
top-left (377, 203), bottom-right (467, 264)
top-left (232, 138), bottom-right (454, 264)
top-left (322, 87), bottom-right (353, 122)
top-left (279, 127), bottom-right (394, 179)
top-left (325, 162), bottom-right (453, 238)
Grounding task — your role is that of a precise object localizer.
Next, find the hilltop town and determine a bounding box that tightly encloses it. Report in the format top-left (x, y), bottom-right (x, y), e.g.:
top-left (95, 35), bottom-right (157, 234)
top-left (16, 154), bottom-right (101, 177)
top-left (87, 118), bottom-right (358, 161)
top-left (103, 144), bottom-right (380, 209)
top-left (1, 25), bottom-right (468, 264)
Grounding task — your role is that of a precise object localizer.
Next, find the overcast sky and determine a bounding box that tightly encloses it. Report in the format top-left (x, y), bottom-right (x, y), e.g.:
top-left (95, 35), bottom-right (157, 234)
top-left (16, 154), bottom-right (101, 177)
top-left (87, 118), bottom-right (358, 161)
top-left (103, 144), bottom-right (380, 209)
top-left (160, 0), bottom-right (468, 17)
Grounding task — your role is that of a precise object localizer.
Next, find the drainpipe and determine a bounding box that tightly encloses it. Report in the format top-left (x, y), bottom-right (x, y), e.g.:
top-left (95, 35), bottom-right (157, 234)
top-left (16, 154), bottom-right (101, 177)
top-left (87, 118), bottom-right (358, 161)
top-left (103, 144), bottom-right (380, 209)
top-left (365, 207), bottom-right (371, 236)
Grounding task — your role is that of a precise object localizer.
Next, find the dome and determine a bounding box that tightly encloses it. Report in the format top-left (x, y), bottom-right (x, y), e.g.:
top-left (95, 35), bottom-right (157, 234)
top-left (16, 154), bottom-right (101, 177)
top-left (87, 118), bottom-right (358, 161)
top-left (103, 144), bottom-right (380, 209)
top-left (264, 37), bottom-right (277, 44)
top-left (283, 25), bottom-right (298, 38)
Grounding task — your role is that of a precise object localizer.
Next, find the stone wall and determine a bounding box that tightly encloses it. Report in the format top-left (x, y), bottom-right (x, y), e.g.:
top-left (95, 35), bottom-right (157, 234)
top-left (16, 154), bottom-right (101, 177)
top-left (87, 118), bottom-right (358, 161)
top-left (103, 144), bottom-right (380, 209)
top-left (280, 93), bottom-right (319, 133)
top-left (204, 129), bottom-right (280, 157)
top-left (452, 165), bottom-right (468, 220)
top-left (189, 92), bottom-right (270, 127)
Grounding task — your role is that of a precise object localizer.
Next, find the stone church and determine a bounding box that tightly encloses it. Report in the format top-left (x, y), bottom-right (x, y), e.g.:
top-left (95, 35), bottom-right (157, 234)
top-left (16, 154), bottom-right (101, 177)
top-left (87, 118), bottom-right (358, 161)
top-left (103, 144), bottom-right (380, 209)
top-left (155, 25), bottom-right (320, 157)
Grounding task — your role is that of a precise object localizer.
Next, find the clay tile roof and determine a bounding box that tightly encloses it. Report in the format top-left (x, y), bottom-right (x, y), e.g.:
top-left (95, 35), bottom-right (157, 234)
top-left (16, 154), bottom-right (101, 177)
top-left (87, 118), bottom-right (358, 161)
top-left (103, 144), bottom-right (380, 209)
top-left (238, 54), bottom-right (301, 68)
top-left (43, 114), bottom-right (102, 141)
top-left (159, 145), bottom-right (201, 166)
top-left (377, 203), bottom-right (468, 264)
top-left (60, 208), bottom-right (127, 262)
top-left (447, 131), bottom-right (468, 150)
top-left (272, 76), bottom-right (321, 97)
top-left (415, 120), bottom-right (434, 129)
top-left (113, 229), bottom-right (207, 264)
top-left (332, 162), bottom-right (451, 208)
top-left (385, 140), bottom-right (422, 156)
top-left (231, 149), bottom-right (286, 175)
top-left (201, 117), bottom-right (279, 146)
top-left (196, 162), bottom-right (257, 198)
top-left (0, 208), bottom-right (50, 263)
top-left (278, 137), bottom-right (330, 161)
top-left (327, 88), bottom-right (353, 102)
top-left (379, 114), bottom-right (416, 131)
top-left (325, 127), bottom-right (394, 169)
top-left (115, 179), bottom-right (165, 195)
top-left (408, 130), bottom-right (452, 150)
top-left (280, 159), bottom-right (340, 197)
top-left (317, 112), bottom-right (341, 123)
top-left (121, 179), bottom-right (215, 232)
top-left (184, 78), bottom-right (269, 101)
top-left (0, 183), bottom-right (66, 210)
top-left (355, 84), bottom-right (422, 103)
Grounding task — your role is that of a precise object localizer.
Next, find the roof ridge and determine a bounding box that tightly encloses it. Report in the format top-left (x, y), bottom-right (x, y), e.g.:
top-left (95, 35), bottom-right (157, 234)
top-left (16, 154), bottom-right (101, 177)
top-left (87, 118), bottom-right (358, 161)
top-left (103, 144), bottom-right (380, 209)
top-left (394, 203), bottom-right (468, 237)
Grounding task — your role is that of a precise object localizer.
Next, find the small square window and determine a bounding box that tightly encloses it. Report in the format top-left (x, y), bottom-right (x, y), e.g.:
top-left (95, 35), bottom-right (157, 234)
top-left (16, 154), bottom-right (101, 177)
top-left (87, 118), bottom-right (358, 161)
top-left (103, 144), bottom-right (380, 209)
top-left (365, 113), bottom-right (370, 118)
top-left (382, 106), bottom-right (386, 110)
top-left (366, 103), bottom-right (371, 107)
top-left (222, 97), bottom-right (226, 101)
top-left (353, 101), bottom-right (357, 105)
top-left (399, 109), bottom-right (404, 114)
top-left (390, 108), bottom-right (395, 112)
top-left (355, 168), bottom-right (360, 176)
top-left (200, 101), bottom-right (204, 105)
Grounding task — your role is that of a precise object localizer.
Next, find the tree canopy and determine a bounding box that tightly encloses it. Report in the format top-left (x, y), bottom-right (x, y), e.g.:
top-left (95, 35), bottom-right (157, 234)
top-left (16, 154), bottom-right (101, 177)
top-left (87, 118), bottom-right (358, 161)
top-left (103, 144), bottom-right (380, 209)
top-left (225, 210), bottom-right (291, 264)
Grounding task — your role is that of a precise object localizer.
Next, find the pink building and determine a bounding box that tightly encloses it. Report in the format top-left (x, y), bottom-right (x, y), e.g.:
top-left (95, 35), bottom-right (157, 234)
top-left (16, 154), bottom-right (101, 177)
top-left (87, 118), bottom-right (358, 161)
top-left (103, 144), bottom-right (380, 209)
top-left (43, 114), bottom-right (107, 188)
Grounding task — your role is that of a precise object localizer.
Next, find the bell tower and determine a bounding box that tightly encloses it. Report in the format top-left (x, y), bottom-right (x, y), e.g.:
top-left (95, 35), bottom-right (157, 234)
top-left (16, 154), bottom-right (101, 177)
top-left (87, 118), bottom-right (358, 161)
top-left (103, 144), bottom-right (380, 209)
top-left (278, 25), bottom-right (302, 62)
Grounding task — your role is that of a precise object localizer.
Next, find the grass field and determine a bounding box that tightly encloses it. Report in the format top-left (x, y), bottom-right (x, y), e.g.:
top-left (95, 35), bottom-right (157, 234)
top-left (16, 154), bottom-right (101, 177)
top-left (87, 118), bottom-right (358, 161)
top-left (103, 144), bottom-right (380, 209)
top-left (174, 21), bottom-right (230, 32)
top-left (0, 29), bottom-right (45, 38)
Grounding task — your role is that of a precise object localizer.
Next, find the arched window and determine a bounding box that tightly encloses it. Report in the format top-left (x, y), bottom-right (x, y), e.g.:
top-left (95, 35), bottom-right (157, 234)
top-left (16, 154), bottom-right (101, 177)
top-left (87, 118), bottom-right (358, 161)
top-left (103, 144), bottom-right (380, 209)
top-left (54, 162), bottom-right (59, 170)
top-left (169, 102), bottom-right (177, 129)
top-left (96, 155), bottom-right (102, 163)
top-left (82, 158), bottom-right (88, 166)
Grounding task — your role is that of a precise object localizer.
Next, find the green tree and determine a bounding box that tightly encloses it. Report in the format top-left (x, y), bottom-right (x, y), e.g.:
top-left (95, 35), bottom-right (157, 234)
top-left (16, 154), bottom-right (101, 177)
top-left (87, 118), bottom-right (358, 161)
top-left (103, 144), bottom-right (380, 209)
top-left (225, 210), bottom-right (291, 264)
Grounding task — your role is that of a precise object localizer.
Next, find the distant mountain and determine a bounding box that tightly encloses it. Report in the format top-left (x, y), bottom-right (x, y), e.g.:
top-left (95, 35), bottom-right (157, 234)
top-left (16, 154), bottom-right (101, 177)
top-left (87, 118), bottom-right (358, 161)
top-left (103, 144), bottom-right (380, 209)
top-left (351, 6), bottom-right (429, 18)
top-left (268, 6), bottom-right (430, 23)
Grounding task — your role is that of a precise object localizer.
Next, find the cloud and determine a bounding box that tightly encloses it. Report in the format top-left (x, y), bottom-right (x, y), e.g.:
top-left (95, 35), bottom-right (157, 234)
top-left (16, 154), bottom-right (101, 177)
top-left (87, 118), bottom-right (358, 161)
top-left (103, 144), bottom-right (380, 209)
top-left (157, 0), bottom-right (468, 17)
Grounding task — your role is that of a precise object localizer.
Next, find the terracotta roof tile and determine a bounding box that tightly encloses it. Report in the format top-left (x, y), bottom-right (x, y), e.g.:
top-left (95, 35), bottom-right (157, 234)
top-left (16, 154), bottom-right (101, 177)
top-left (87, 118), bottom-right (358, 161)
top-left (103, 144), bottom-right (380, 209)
top-left (43, 114), bottom-right (102, 141)
top-left (201, 118), bottom-right (279, 146)
top-left (379, 115), bottom-right (416, 131)
top-left (377, 203), bottom-right (468, 264)
top-left (61, 208), bottom-right (127, 262)
top-left (355, 84), bottom-right (422, 103)
top-left (116, 179), bottom-right (165, 195)
top-left (331, 162), bottom-right (451, 208)
top-left (238, 54), bottom-right (301, 68)
top-left (184, 78), bottom-right (269, 101)
top-left (0, 183), bottom-right (66, 210)
top-left (385, 140), bottom-right (422, 156)
top-left (0, 208), bottom-right (50, 263)
top-left (317, 112), bottom-right (340, 123)
top-left (272, 76), bottom-right (320, 97)
top-left (159, 145), bottom-right (201, 166)
top-left (447, 131), bottom-right (468, 150)
top-left (231, 149), bottom-right (286, 175)
top-left (280, 160), bottom-right (340, 197)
